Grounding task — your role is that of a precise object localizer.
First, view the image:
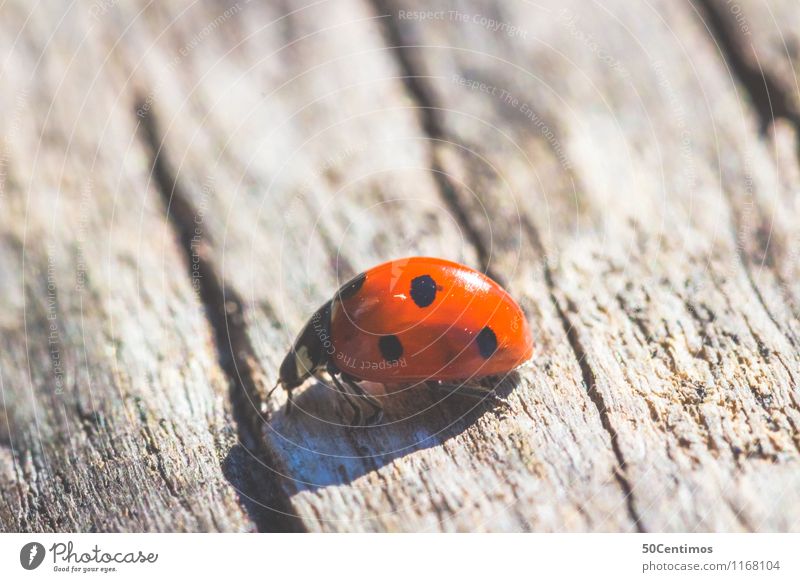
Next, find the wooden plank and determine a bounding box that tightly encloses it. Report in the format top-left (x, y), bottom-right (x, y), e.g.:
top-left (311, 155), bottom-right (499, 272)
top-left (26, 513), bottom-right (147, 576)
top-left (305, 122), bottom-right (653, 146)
top-left (0, 2), bottom-right (255, 532)
top-left (5, 0), bottom-right (800, 533)
top-left (382, 0), bottom-right (800, 530)
top-left (105, 0), bottom-right (634, 531)
top-left (699, 0), bottom-right (800, 333)
top-left (701, 0), bottom-right (800, 125)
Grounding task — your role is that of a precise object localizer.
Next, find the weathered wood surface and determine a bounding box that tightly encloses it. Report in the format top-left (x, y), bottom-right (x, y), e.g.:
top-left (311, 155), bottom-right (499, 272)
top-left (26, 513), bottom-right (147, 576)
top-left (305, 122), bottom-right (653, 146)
top-left (0, 2), bottom-right (260, 531)
top-left (1, 0), bottom-right (800, 532)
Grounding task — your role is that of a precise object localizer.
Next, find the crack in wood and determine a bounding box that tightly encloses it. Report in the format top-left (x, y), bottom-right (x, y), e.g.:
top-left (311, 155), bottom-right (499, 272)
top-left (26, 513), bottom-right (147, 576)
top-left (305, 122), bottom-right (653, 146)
top-left (693, 0), bottom-right (800, 132)
top-left (544, 270), bottom-right (646, 533)
top-left (369, 0), bottom-right (497, 280)
top-left (692, 2), bottom-right (800, 461)
top-left (132, 396), bottom-right (184, 503)
top-left (135, 102), bottom-right (305, 533)
top-left (691, 1), bottom-right (800, 387)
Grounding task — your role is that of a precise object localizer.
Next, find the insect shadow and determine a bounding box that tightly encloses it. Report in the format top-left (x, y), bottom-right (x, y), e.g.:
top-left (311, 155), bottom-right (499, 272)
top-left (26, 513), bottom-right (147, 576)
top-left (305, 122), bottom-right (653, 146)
top-left (258, 370), bottom-right (522, 493)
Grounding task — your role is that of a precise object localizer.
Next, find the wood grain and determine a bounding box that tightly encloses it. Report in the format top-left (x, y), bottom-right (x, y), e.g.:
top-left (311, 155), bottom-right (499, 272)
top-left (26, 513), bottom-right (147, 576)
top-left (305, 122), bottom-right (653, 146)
top-left (2, 0), bottom-right (799, 532)
top-left (0, 2), bottom-right (255, 532)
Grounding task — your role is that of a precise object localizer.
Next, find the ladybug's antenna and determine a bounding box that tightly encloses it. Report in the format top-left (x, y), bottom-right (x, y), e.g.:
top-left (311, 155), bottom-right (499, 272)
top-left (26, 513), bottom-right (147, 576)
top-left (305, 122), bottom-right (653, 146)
top-left (267, 379), bottom-right (281, 398)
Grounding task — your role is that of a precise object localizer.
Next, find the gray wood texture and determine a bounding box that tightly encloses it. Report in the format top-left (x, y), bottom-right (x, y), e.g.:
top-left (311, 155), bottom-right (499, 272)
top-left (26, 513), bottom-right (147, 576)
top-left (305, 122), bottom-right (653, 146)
top-left (0, 2), bottom-right (255, 532)
top-left (1, 0), bottom-right (799, 532)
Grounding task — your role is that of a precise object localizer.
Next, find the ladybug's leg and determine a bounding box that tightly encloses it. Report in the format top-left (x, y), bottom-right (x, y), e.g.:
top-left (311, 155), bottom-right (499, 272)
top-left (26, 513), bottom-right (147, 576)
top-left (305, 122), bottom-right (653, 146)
top-left (312, 368), bottom-right (362, 425)
top-left (285, 387), bottom-right (294, 416)
top-left (479, 376), bottom-right (498, 389)
top-left (328, 372), bottom-right (364, 426)
top-left (341, 376), bottom-right (384, 425)
top-left (427, 380), bottom-right (504, 404)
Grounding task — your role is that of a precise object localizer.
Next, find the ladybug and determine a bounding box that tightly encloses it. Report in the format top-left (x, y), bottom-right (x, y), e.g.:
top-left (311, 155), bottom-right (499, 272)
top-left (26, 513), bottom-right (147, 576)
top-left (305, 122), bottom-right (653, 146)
top-left (274, 257), bottom-right (534, 425)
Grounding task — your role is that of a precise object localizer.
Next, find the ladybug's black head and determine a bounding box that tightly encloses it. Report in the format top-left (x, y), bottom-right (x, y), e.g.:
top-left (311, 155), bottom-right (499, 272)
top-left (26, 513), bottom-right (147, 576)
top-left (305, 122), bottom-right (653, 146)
top-left (278, 350), bottom-right (302, 390)
top-left (276, 301), bottom-right (333, 391)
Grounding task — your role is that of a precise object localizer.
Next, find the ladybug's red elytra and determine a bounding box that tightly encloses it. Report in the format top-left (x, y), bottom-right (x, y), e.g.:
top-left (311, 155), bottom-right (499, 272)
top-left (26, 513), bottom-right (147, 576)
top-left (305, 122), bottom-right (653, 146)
top-left (274, 257), bottom-right (534, 425)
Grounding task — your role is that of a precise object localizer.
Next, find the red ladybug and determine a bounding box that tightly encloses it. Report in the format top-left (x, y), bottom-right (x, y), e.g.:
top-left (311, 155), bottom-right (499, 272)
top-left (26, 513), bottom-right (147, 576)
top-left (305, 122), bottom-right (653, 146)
top-left (274, 257), bottom-right (534, 425)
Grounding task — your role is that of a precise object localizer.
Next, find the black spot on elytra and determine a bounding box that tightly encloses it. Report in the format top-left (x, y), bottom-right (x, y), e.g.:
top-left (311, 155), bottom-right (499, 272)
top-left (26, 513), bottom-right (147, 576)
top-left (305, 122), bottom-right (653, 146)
top-left (476, 326), bottom-right (497, 359)
top-left (410, 274), bottom-right (439, 307)
top-left (338, 272), bottom-right (366, 300)
top-left (378, 335), bottom-right (403, 362)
